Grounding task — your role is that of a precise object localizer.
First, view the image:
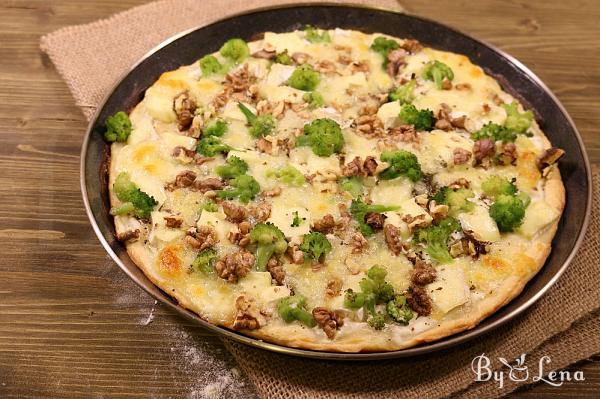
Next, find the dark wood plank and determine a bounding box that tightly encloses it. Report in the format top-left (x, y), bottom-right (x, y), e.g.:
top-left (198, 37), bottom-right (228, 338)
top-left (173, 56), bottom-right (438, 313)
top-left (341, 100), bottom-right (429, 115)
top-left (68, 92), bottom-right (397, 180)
top-left (0, 0), bottom-right (597, 398)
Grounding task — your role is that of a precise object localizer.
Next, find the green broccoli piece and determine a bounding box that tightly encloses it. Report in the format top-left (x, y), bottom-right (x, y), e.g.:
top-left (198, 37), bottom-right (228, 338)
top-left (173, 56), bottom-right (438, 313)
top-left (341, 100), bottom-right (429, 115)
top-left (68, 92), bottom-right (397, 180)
top-left (370, 36), bottom-right (400, 66)
top-left (481, 175), bottom-right (517, 198)
top-left (338, 176), bottom-right (363, 198)
top-left (433, 187), bottom-right (475, 216)
top-left (249, 223), bottom-right (288, 271)
top-left (110, 172), bottom-right (157, 219)
top-left (196, 136), bottom-right (231, 156)
top-left (303, 91), bottom-right (324, 109)
top-left (219, 38), bottom-right (249, 64)
top-left (215, 156), bottom-right (248, 179)
top-left (191, 248), bottom-right (218, 274)
top-left (274, 50), bottom-right (293, 65)
top-left (422, 60), bottom-right (454, 89)
top-left (216, 174), bottom-right (260, 203)
top-left (386, 295), bottom-right (413, 325)
top-left (290, 211), bottom-right (303, 227)
top-left (344, 288), bottom-right (366, 309)
top-left (104, 111), bottom-right (132, 142)
top-left (288, 64), bottom-right (320, 91)
top-left (277, 295), bottom-right (316, 327)
top-left (502, 102), bottom-right (533, 134)
top-left (203, 119), bottom-right (228, 137)
top-left (266, 164), bottom-right (305, 186)
top-left (296, 118), bottom-right (344, 157)
top-left (237, 102), bottom-right (275, 138)
top-left (299, 232), bottom-right (332, 263)
top-left (304, 25), bottom-right (331, 43)
top-left (471, 122), bottom-right (517, 143)
top-left (389, 79), bottom-right (416, 104)
top-left (398, 103), bottom-right (435, 131)
top-left (367, 313), bottom-right (386, 330)
top-left (364, 265), bottom-right (395, 303)
top-left (202, 200), bottom-right (218, 212)
top-left (416, 217), bottom-right (461, 263)
top-left (379, 150), bottom-right (422, 182)
top-left (199, 55), bottom-right (225, 76)
top-left (349, 198), bottom-right (399, 237)
top-left (489, 194), bottom-right (527, 232)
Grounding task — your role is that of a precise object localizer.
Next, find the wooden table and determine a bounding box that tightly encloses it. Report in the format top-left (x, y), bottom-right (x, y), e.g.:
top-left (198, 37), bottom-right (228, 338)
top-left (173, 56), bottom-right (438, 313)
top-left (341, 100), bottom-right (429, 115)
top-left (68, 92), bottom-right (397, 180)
top-left (0, 0), bottom-right (598, 397)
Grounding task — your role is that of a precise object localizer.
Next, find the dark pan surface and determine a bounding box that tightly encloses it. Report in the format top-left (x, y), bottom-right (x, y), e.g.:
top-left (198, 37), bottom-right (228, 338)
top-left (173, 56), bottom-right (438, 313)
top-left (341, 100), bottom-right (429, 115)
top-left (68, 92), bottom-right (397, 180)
top-left (81, 4), bottom-right (591, 360)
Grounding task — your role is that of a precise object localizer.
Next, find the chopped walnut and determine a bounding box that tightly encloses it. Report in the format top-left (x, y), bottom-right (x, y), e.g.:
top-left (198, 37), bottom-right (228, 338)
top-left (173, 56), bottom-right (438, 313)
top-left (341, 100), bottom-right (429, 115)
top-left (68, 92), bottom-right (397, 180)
top-left (497, 142), bottom-right (517, 166)
top-left (256, 138), bottom-right (273, 154)
top-left (402, 214), bottom-right (431, 232)
top-left (232, 295), bottom-right (262, 330)
top-left (326, 279), bottom-right (343, 298)
top-left (435, 118), bottom-right (452, 131)
top-left (401, 39), bottom-right (423, 54)
top-left (341, 156), bottom-right (364, 177)
top-left (453, 147), bottom-right (472, 165)
top-left (291, 52), bottom-right (310, 64)
top-left (249, 202), bottom-right (271, 222)
top-left (193, 178), bottom-right (224, 193)
top-left (116, 229), bottom-right (140, 242)
top-left (263, 186), bottom-right (282, 197)
top-left (363, 156), bottom-right (378, 176)
top-left (449, 178), bottom-right (470, 189)
top-left (312, 307), bottom-right (344, 339)
top-left (428, 201), bottom-right (449, 221)
top-left (384, 224), bottom-right (403, 256)
top-left (455, 83), bottom-right (472, 91)
top-left (164, 216), bottom-right (183, 229)
top-left (386, 49), bottom-right (407, 77)
top-left (315, 60), bottom-right (337, 74)
top-left (222, 201), bottom-right (248, 223)
top-left (350, 232), bottom-right (368, 254)
top-left (174, 170), bottom-right (197, 188)
top-left (538, 147), bottom-right (565, 170)
top-left (406, 285), bottom-right (432, 316)
top-left (411, 259), bottom-right (437, 285)
top-left (266, 257), bottom-right (285, 285)
top-left (172, 146), bottom-right (197, 163)
top-left (349, 60), bottom-right (370, 73)
top-left (365, 212), bottom-right (386, 230)
top-left (312, 214), bottom-right (336, 234)
top-left (185, 226), bottom-right (218, 251)
top-left (287, 244), bottom-right (305, 264)
top-left (215, 250), bottom-right (254, 283)
top-left (441, 77), bottom-right (453, 90)
top-left (482, 103), bottom-right (491, 114)
top-left (173, 91), bottom-right (197, 131)
top-left (228, 221), bottom-right (252, 247)
top-left (473, 138), bottom-right (495, 163)
top-left (387, 124), bottom-right (419, 143)
top-left (355, 106), bottom-right (384, 137)
top-left (252, 49), bottom-right (276, 59)
top-left (451, 115), bottom-right (467, 129)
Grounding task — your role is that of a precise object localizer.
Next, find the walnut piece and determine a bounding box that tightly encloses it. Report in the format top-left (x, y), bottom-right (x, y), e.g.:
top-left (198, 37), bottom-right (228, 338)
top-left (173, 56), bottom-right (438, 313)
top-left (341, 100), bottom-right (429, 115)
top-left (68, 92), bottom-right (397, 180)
top-left (215, 250), bottom-right (254, 283)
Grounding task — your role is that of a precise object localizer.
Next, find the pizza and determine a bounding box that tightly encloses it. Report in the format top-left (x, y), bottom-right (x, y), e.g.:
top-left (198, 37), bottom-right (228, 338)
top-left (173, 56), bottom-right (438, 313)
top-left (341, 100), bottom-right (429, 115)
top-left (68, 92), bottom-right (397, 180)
top-left (105, 27), bottom-right (565, 352)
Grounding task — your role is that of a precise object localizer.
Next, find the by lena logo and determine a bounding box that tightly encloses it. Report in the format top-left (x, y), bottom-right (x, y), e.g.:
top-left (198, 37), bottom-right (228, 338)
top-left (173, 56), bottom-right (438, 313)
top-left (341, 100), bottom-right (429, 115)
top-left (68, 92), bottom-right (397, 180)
top-left (471, 353), bottom-right (585, 389)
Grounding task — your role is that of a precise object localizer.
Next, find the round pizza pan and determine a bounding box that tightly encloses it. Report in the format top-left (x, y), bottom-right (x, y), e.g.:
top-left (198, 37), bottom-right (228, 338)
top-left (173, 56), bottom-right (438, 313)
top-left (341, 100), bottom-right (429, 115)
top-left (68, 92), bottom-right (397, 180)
top-left (81, 3), bottom-right (592, 360)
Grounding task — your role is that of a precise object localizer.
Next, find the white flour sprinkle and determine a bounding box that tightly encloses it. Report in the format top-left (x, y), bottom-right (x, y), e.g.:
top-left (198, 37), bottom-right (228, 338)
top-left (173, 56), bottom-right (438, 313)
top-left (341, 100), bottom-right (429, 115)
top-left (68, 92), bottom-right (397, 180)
top-left (140, 300), bottom-right (157, 325)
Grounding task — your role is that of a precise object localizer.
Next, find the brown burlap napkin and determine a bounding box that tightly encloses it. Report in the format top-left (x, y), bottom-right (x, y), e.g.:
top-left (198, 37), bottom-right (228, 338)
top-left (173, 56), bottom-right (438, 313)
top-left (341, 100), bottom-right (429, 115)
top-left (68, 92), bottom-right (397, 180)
top-left (40, 1), bottom-right (599, 397)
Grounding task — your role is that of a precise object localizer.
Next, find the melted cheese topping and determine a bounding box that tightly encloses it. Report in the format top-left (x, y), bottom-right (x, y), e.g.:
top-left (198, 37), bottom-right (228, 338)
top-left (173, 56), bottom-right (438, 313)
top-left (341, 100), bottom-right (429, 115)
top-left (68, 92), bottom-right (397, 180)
top-left (109, 29), bottom-right (563, 350)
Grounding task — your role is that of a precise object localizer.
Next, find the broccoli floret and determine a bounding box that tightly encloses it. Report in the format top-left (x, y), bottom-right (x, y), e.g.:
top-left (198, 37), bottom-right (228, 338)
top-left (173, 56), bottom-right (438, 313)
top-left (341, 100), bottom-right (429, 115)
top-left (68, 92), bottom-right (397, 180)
top-left (398, 103), bottom-right (435, 131)
top-left (338, 176), bottom-right (363, 198)
top-left (422, 60), bottom-right (454, 89)
top-left (274, 50), bottom-right (293, 65)
top-left (349, 198), bottom-right (399, 237)
top-left (196, 136), bottom-right (231, 156)
top-left (481, 175), bottom-right (517, 198)
top-left (288, 64), bottom-right (320, 91)
top-left (104, 111), bottom-right (132, 142)
top-left (386, 295), bottom-right (413, 325)
top-left (363, 265), bottom-right (395, 303)
top-left (471, 122), bottom-right (517, 143)
top-left (219, 38), bottom-right (249, 64)
top-left (266, 164), bottom-right (305, 186)
top-left (202, 200), bottom-right (218, 212)
top-left (502, 102), bottom-right (533, 134)
top-left (299, 232), bottom-right (332, 263)
top-left (191, 248), bottom-right (218, 274)
top-left (416, 217), bottom-right (461, 263)
top-left (217, 174), bottom-right (260, 203)
top-left (296, 118), bottom-right (344, 157)
top-left (367, 313), bottom-right (386, 330)
top-left (249, 222), bottom-right (288, 271)
top-left (370, 36), bottom-right (400, 66)
top-left (389, 79), bottom-right (416, 104)
top-left (203, 119), bottom-right (228, 137)
top-left (344, 288), bottom-right (366, 309)
top-left (277, 295), bottom-right (316, 327)
top-left (303, 91), bottom-right (324, 109)
top-left (216, 156), bottom-right (248, 179)
top-left (433, 187), bottom-right (475, 216)
top-left (110, 172), bottom-right (157, 219)
top-left (489, 194), bottom-right (527, 232)
top-left (379, 150), bottom-right (422, 182)
top-left (291, 211), bottom-right (303, 227)
top-left (304, 25), bottom-right (331, 43)
top-left (238, 103), bottom-right (275, 138)
top-left (199, 55), bottom-right (225, 76)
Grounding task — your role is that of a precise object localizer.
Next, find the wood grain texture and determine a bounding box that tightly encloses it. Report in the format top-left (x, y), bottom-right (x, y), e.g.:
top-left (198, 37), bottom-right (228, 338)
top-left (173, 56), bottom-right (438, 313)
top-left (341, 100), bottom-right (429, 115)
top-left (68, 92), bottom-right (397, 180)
top-left (0, 0), bottom-right (597, 398)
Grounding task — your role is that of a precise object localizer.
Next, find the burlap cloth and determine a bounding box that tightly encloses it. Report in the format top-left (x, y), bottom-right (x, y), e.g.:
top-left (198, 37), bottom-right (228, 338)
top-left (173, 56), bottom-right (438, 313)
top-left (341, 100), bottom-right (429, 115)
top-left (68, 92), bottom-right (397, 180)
top-left (41, 1), bottom-right (600, 397)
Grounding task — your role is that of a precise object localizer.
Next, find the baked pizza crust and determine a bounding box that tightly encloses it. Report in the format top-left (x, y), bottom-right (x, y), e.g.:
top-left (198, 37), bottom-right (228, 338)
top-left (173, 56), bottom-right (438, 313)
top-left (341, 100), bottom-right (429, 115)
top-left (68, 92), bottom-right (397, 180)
top-left (107, 29), bottom-right (566, 352)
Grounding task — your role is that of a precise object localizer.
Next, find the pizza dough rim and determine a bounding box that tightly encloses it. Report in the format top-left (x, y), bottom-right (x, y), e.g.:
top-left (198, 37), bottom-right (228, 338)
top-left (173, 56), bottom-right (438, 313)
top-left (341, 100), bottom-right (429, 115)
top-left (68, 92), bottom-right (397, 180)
top-left (116, 164), bottom-right (565, 353)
